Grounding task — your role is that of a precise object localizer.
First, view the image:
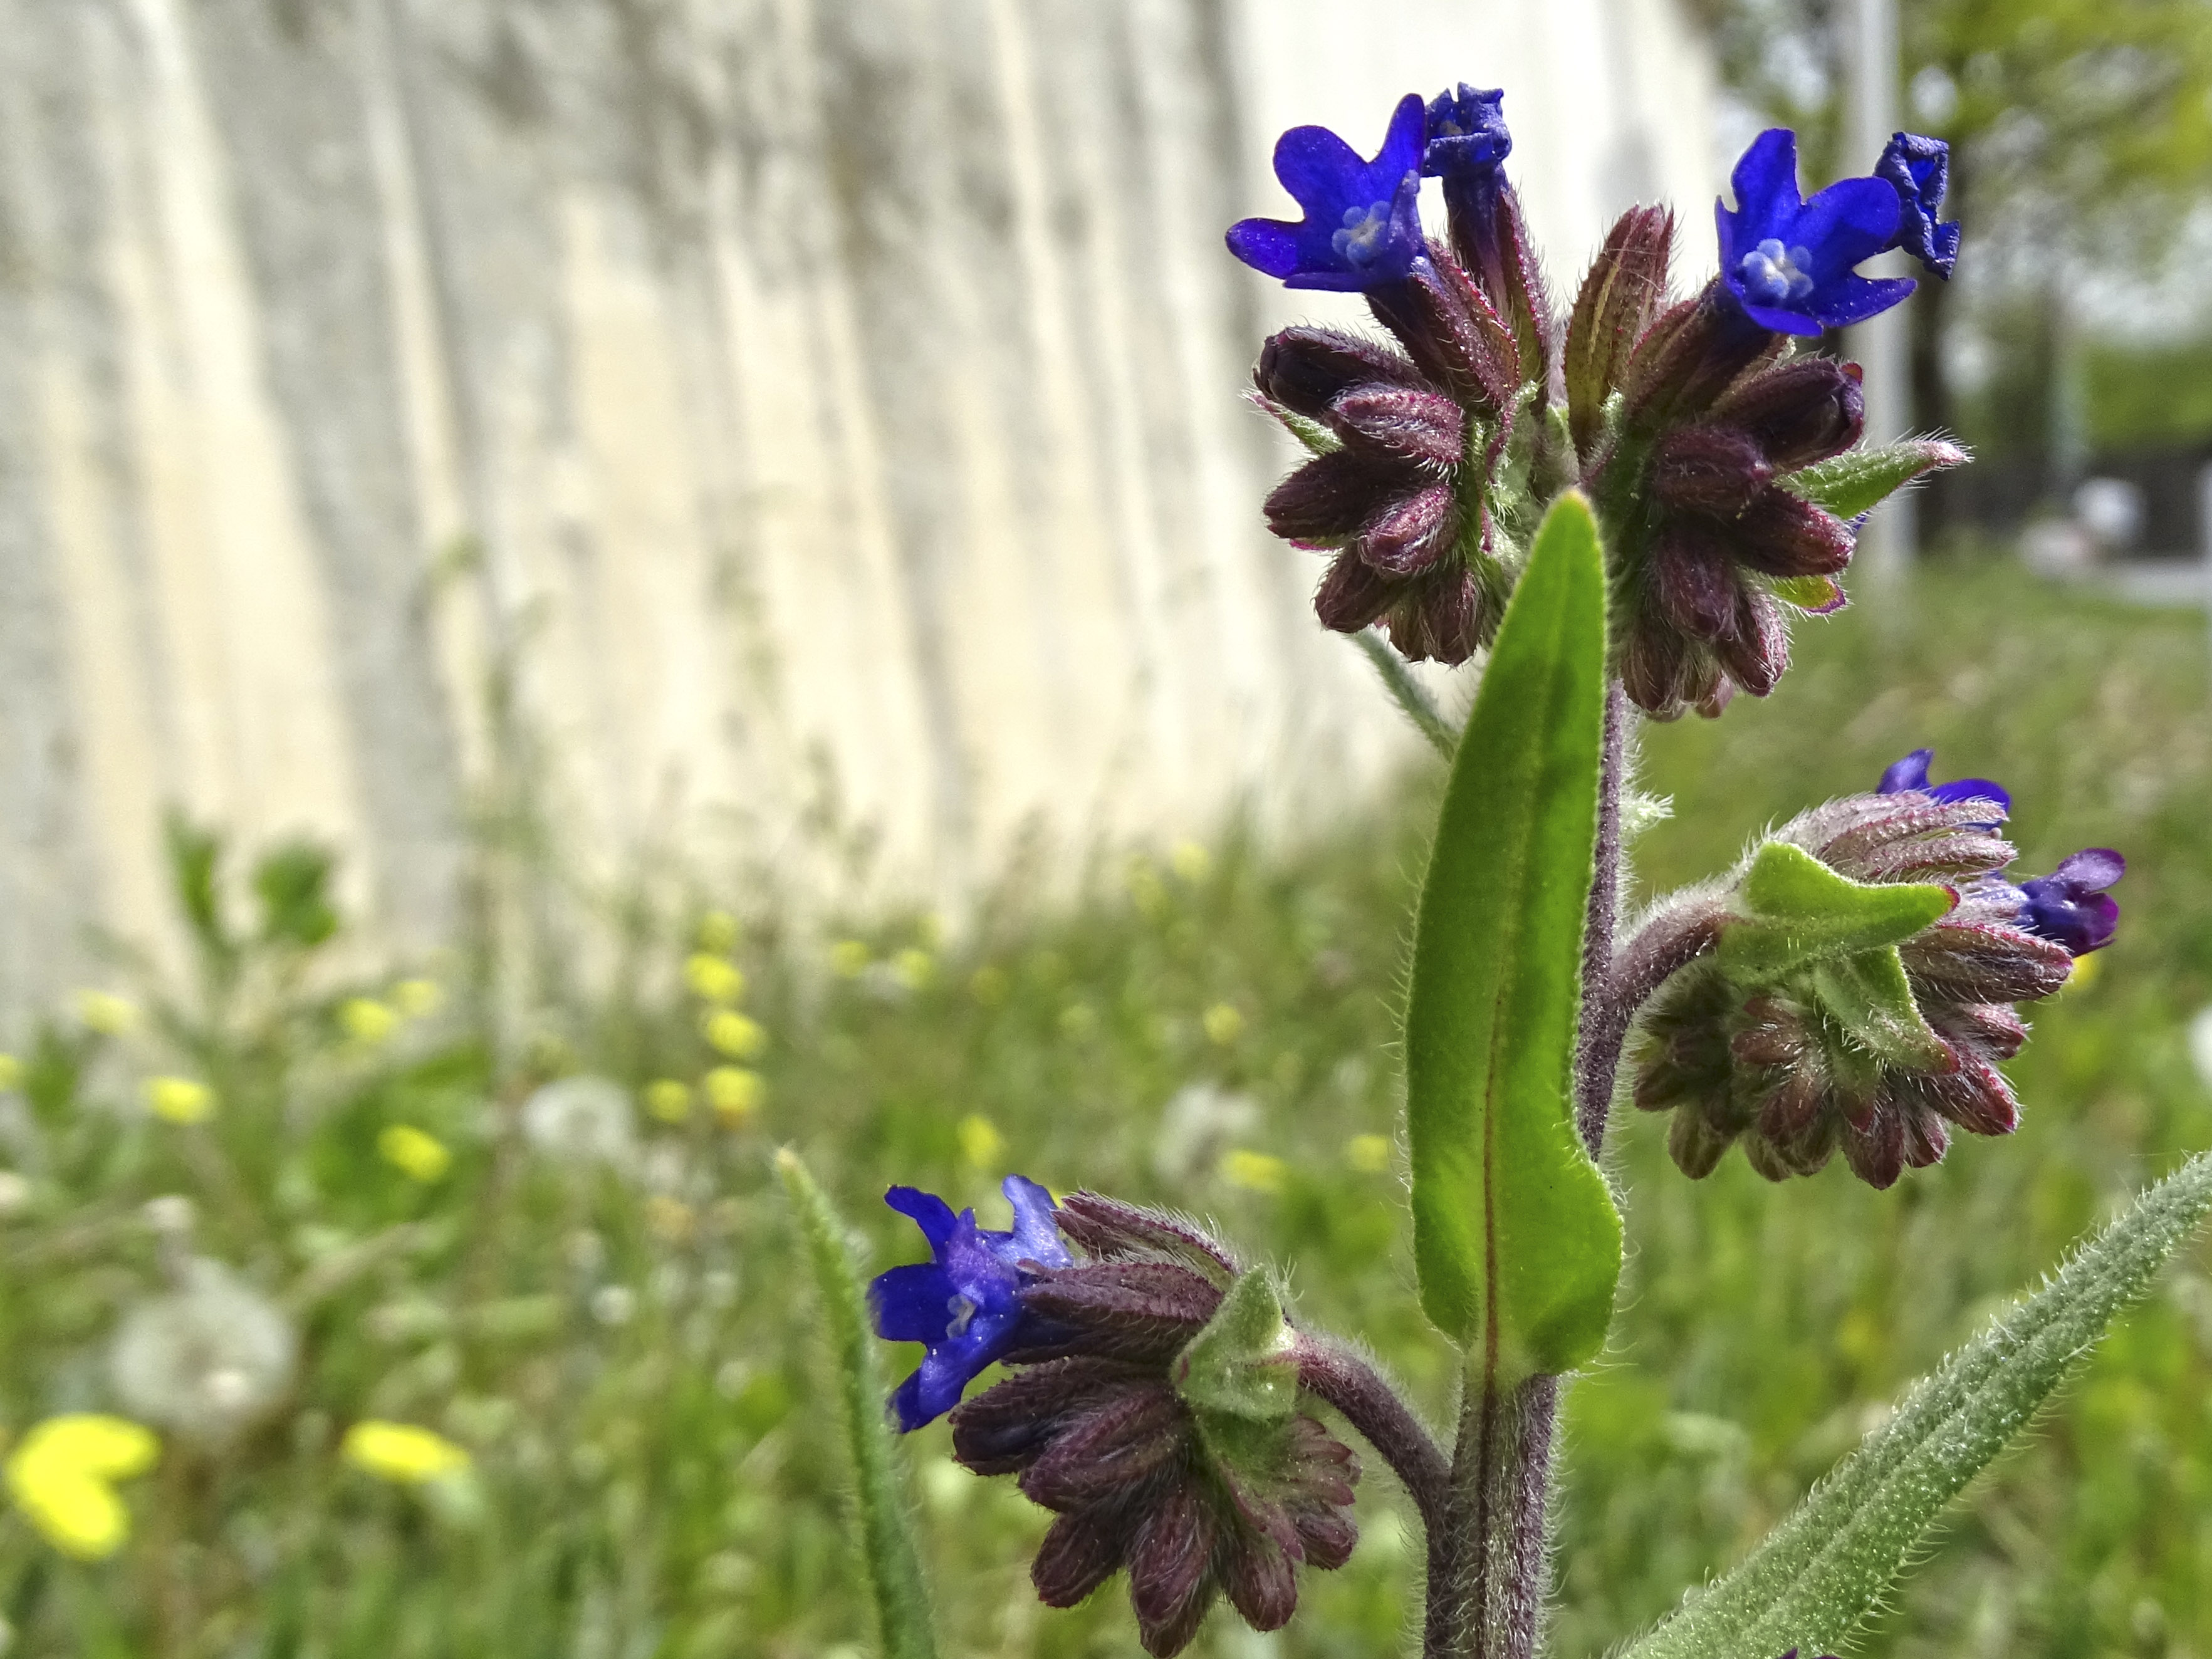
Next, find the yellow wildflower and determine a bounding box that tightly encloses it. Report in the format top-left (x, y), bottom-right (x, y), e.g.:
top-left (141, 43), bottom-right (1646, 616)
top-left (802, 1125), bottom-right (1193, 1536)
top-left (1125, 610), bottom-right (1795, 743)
top-left (74, 991), bottom-right (137, 1037)
top-left (645, 1194), bottom-right (696, 1243)
top-left (957, 1114), bottom-right (1004, 1169)
top-left (683, 953), bottom-right (746, 1005)
top-left (1221, 1149), bottom-right (1286, 1194)
top-left (392, 979), bottom-right (443, 1019)
top-left (702, 1009), bottom-right (765, 1060)
top-left (1171, 841), bottom-right (1212, 883)
top-left (1203, 1003), bottom-right (1244, 1046)
top-left (144, 1077), bottom-right (214, 1125)
top-left (1343, 1133), bottom-right (1391, 1174)
top-left (704, 1067), bottom-right (764, 1126)
top-left (2062, 951), bottom-right (2102, 993)
top-left (892, 949), bottom-right (935, 992)
top-left (0, 1053), bottom-right (19, 1091)
top-left (378, 1125), bottom-right (452, 1183)
top-left (340, 1421), bottom-right (470, 1485)
top-left (339, 998), bottom-right (399, 1044)
top-left (642, 1079), bottom-right (692, 1124)
top-left (4, 1414), bottom-right (159, 1560)
top-left (696, 910), bottom-right (739, 955)
top-left (829, 939), bottom-right (870, 979)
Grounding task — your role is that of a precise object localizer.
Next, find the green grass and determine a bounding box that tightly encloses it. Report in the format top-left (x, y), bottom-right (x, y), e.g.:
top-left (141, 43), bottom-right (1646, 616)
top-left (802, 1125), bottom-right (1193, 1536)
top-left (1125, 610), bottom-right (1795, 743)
top-left (0, 561), bottom-right (2207, 1658)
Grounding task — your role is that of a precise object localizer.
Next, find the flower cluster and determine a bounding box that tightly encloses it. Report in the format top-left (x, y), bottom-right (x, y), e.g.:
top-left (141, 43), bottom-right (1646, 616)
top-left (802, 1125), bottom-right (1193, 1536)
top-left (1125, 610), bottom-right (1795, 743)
top-left (1633, 751), bottom-right (2122, 1187)
top-left (871, 1186), bottom-right (1358, 1655)
top-left (1229, 88), bottom-right (1965, 702)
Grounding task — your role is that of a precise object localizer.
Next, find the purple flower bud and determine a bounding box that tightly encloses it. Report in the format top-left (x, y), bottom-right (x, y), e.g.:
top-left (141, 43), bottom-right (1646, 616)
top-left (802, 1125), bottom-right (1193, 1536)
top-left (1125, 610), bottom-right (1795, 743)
top-left (1254, 326), bottom-right (1427, 420)
top-left (943, 1203), bottom-right (1362, 1657)
top-left (1650, 425), bottom-right (1775, 516)
top-left (1710, 356), bottom-right (1866, 470)
top-left (1228, 95), bottom-right (1429, 293)
top-left (869, 1175), bottom-right (1073, 1431)
top-left (1632, 777), bottom-right (2115, 1188)
top-left (2016, 849), bottom-right (2125, 955)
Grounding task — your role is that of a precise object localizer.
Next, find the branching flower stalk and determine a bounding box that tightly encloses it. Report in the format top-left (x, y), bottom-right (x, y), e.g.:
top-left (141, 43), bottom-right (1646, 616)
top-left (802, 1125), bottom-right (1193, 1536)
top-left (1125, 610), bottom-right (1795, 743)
top-left (813, 66), bottom-right (2202, 1659)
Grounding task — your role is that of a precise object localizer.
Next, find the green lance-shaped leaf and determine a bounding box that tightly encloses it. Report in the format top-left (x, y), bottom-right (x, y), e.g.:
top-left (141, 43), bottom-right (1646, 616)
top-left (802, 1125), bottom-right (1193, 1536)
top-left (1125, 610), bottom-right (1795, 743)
top-left (1780, 438), bottom-right (1969, 521)
top-left (1623, 1151), bottom-right (2212, 1659)
top-left (1404, 492), bottom-right (1622, 1381)
top-left (776, 1149), bottom-right (939, 1659)
top-left (1719, 842), bottom-right (1953, 979)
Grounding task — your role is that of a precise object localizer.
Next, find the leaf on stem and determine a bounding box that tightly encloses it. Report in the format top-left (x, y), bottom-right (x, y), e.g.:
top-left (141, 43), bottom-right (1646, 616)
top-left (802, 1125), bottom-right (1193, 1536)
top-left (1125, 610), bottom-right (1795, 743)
top-left (1621, 1151), bottom-right (2212, 1659)
top-left (777, 1149), bottom-right (940, 1659)
top-left (1779, 438), bottom-right (1968, 521)
top-left (1404, 492), bottom-right (1622, 1381)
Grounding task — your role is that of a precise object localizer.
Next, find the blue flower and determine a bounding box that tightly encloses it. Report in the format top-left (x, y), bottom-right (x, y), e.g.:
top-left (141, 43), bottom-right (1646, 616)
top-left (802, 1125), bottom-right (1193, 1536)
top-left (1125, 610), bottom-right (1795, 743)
top-left (869, 1174), bottom-right (1072, 1430)
top-left (1422, 84), bottom-right (1510, 182)
top-left (1716, 129), bottom-right (1916, 336)
top-left (1876, 132), bottom-right (1961, 279)
top-left (1227, 93), bottom-right (1428, 292)
top-left (1877, 748), bottom-right (2010, 821)
top-left (2016, 848), bottom-right (2124, 955)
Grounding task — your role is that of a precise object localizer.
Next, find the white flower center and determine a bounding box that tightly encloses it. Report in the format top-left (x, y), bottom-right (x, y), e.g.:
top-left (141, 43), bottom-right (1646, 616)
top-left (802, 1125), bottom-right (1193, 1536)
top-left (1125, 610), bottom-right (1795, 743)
top-left (1332, 200), bottom-right (1394, 267)
top-left (946, 1293), bottom-right (978, 1338)
top-left (1739, 237), bottom-right (1816, 305)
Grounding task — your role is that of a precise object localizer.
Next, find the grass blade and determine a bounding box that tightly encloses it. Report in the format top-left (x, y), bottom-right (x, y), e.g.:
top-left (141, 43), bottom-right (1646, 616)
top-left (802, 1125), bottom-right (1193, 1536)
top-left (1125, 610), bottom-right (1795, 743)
top-left (1624, 1151), bottom-right (2212, 1659)
top-left (777, 1148), bottom-right (939, 1659)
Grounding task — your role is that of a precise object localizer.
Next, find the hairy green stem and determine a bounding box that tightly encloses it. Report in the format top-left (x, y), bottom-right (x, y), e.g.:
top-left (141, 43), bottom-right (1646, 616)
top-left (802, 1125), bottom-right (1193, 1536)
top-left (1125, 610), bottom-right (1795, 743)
top-left (777, 1150), bottom-right (938, 1659)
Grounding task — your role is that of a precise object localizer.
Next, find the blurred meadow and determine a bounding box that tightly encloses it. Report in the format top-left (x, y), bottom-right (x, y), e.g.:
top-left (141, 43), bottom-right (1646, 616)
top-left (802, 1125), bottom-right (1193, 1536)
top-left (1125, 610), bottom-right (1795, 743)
top-left (1, 561), bottom-right (2207, 1658)
top-left (6, 0), bottom-right (2212, 1655)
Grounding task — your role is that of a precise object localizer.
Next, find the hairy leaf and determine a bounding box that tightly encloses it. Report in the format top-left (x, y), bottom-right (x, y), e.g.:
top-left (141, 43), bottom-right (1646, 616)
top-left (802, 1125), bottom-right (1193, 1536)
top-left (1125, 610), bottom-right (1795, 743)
top-left (1404, 492), bottom-right (1621, 1380)
top-left (778, 1150), bottom-right (939, 1659)
top-left (1624, 1152), bottom-right (2212, 1659)
top-left (1720, 843), bottom-right (1953, 978)
top-left (1781, 439), bottom-right (1969, 520)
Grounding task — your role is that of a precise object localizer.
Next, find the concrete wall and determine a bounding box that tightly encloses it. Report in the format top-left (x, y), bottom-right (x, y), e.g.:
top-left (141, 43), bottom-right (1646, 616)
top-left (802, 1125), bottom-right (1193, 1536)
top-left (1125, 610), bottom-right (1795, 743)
top-left (0, 0), bottom-right (1716, 1005)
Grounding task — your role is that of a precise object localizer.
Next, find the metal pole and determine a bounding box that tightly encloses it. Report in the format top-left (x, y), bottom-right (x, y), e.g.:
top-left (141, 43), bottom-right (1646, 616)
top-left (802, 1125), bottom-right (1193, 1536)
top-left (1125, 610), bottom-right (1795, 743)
top-left (1845, 0), bottom-right (1912, 586)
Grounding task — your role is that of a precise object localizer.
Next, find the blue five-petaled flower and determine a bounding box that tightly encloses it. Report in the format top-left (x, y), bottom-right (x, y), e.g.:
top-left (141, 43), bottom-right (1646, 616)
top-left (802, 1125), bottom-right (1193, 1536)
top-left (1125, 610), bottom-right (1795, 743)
top-left (1876, 132), bottom-right (1961, 280)
top-left (1421, 83), bottom-right (1510, 182)
top-left (1717, 129), bottom-right (1917, 336)
top-left (1877, 747), bottom-right (2010, 816)
top-left (869, 1173), bottom-right (1071, 1430)
top-left (1877, 749), bottom-right (2124, 955)
top-left (1226, 93), bottom-right (1429, 291)
top-left (2018, 849), bottom-right (2125, 956)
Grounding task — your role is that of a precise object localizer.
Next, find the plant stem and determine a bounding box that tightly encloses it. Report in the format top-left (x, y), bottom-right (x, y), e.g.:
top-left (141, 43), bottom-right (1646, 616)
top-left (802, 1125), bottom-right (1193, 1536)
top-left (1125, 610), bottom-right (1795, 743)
top-left (1573, 683), bottom-right (1632, 1158)
top-left (1427, 681), bottom-right (1639, 1658)
top-left (1292, 1334), bottom-right (1451, 1535)
top-left (1576, 894), bottom-right (1728, 1157)
top-left (1424, 1375), bottom-right (1558, 1658)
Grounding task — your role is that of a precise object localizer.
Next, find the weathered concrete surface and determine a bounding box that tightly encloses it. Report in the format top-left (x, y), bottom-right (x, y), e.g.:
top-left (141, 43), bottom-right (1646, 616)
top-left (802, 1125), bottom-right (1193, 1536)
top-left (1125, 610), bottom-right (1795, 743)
top-left (0, 0), bottom-right (1716, 1007)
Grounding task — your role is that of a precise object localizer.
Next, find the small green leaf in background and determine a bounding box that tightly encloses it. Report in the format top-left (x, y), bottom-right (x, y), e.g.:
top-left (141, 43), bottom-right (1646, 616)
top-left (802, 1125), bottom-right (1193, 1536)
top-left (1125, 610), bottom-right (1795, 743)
top-left (1622, 1151), bottom-right (2212, 1659)
top-left (1719, 843), bottom-right (1953, 979)
top-left (1354, 629), bottom-right (1456, 759)
top-left (1404, 491), bottom-right (1622, 1381)
top-left (1780, 438), bottom-right (1968, 520)
top-left (777, 1149), bottom-right (939, 1659)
